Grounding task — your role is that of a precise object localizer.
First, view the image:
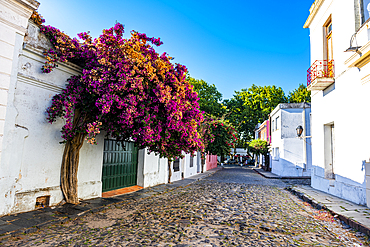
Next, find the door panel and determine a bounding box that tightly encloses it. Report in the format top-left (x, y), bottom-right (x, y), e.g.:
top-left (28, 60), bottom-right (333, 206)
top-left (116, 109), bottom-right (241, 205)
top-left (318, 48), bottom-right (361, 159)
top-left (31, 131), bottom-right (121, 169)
top-left (102, 139), bottom-right (138, 192)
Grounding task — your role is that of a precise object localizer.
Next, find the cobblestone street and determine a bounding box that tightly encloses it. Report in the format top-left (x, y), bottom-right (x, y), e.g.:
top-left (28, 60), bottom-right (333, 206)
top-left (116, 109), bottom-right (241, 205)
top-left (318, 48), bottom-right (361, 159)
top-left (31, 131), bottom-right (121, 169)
top-left (1, 167), bottom-right (369, 246)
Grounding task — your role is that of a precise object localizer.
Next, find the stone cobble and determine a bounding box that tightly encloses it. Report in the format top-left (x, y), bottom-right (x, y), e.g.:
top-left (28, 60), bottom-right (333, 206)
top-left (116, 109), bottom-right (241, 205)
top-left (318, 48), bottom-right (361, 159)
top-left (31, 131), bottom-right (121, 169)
top-left (0, 167), bottom-right (369, 246)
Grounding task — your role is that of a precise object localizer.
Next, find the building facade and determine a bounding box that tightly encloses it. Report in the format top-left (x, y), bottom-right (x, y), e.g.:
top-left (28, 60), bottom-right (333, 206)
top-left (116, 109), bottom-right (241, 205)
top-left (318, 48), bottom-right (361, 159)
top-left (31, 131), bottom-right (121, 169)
top-left (254, 120), bottom-right (270, 168)
top-left (304, 0), bottom-right (370, 206)
top-left (255, 120), bottom-right (269, 142)
top-left (269, 103), bottom-right (312, 177)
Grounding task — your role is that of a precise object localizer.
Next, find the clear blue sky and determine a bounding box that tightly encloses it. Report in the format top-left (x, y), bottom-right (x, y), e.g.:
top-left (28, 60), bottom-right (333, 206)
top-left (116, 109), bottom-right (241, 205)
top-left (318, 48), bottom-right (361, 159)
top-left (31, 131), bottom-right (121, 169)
top-left (38, 0), bottom-right (313, 100)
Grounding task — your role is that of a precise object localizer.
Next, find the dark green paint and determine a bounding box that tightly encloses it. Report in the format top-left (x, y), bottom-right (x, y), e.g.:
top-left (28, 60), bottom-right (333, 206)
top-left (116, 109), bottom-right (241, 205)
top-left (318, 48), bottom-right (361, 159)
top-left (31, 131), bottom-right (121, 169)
top-left (102, 139), bottom-right (138, 192)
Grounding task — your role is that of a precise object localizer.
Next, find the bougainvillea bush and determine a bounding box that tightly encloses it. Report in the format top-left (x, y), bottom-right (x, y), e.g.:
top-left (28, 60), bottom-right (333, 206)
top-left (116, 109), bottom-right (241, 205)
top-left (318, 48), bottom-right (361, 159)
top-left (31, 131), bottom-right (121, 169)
top-left (38, 13), bottom-right (204, 203)
top-left (200, 116), bottom-right (237, 157)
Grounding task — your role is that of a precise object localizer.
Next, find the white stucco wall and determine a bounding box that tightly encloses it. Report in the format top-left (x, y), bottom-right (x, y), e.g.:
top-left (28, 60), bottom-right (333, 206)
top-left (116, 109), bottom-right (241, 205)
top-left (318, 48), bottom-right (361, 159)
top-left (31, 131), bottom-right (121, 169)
top-left (307, 0), bottom-right (370, 205)
top-left (137, 149), bottom-right (168, 188)
top-left (183, 153), bottom-right (198, 178)
top-left (0, 0), bottom-right (40, 215)
top-left (170, 158), bottom-right (182, 182)
top-left (270, 104), bottom-right (312, 177)
top-left (0, 20), bottom-right (104, 215)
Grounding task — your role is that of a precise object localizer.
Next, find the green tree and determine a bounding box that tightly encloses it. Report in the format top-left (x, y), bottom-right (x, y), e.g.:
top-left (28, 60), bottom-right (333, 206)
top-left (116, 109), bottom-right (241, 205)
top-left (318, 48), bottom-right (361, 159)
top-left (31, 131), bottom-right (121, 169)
top-left (206, 120), bottom-right (237, 157)
top-left (187, 76), bottom-right (226, 118)
top-left (249, 139), bottom-right (269, 155)
top-left (288, 84), bottom-right (311, 103)
top-left (248, 139), bottom-right (269, 166)
top-left (225, 84), bottom-right (287, 143)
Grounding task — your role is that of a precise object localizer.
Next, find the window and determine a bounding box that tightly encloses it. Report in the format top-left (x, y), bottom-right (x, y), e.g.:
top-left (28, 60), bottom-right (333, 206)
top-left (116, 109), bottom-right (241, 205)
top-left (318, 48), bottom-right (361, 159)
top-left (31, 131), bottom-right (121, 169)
top-left (173, 158), bottom-right (180, 172)
top-left (361, 0), bottom-right (370, 24)
top-left (324, 17), bottom-right (333, 61)
top-left (190, 156), bottom-right (194, 167)
top-left (275, 116), bottom-right (279, 130)
top-left (273, 147), bottom-right (279, 160)
top-left (324, 123), bottom-right (335, 179)
top-left (272, 120), bottom-right (275, 132)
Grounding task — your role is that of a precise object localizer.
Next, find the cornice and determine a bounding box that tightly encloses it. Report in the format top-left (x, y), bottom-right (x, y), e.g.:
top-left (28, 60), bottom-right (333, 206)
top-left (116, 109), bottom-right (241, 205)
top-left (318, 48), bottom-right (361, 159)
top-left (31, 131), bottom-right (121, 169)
top-left (345, 40), bottom-right (370, 68)
top-left (17, 73), bottom-right (63, 93)
top-left (0, 0), bottom-right (39, 18)
top-left (12, 0), bottom-right (39, 10)
top-left (0, 15), bottom-right (27, 34)
top-left (350, 49), bottom-right (370, 68)
top-left (303, 0), bottom-right (325, 28)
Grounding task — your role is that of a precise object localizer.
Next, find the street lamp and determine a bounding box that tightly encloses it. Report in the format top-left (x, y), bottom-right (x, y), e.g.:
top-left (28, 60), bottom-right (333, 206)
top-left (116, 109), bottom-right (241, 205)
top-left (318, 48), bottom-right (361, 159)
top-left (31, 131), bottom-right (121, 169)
top-left (296, 125), bottom-right (311, 139)
top-left (296, 125), bottom-right (303, 138)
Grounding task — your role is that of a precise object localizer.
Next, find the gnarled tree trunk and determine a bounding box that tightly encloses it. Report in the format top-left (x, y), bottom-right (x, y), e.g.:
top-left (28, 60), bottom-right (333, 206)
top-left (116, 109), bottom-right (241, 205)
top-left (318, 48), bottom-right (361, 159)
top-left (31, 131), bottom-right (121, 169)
top-left (168, 160), bottom-right (172, 183)
top-left (60, 132), bottom-right (86, 204)
top-left (201, 153), bottom-right (205, 173)
top-left (60, 109), bottom-right (87, 204)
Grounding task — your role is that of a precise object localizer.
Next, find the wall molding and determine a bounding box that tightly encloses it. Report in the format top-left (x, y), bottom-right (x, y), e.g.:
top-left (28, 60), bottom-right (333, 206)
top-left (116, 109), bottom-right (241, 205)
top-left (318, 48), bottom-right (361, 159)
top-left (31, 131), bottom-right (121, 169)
top-left (17, 72), bottom-right (63, 93)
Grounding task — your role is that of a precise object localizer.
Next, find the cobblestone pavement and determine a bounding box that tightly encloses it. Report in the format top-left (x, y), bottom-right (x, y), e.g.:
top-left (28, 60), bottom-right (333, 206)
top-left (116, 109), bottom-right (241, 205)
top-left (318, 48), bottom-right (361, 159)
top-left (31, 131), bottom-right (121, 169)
top-left (1, 167), bottom-right (369, 246)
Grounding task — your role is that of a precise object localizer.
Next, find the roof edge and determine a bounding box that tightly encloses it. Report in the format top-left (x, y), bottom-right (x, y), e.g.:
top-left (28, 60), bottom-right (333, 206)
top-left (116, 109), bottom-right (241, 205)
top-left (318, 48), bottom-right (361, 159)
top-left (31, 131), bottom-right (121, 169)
top-left (303, 0), bottom-right (325, 28)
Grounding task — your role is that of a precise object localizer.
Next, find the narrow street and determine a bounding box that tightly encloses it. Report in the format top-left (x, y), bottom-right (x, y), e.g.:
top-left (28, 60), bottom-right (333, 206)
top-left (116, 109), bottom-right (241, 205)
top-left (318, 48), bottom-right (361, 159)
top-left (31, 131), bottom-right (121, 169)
top-left (2, 167), bottom-right (369, 246)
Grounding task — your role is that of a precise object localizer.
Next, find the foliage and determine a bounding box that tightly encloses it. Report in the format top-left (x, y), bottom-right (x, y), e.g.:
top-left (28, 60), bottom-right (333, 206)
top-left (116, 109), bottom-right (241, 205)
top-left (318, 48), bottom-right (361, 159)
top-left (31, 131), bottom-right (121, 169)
top-left (200, 117), bottom-right (237, 157)
top-left (287, 84), bottom-right (311, 103)
top-left (30, 11), bottom-right (45, 27)
top-left (248, 139), bottom-right (269, 156)
top-left (43, 23), bottom-right (204, 160)
top-left (224, 84), bottom-right (286, 143)
top-left (187, 76), bottom-right (226, 118)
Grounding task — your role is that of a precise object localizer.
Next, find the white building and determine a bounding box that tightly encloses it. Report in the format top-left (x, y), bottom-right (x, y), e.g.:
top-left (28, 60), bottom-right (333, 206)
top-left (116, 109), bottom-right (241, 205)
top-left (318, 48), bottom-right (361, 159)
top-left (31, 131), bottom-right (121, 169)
top-left (269, 103), bottom-right (312, 177)
top-left (304, 0), bottom-right (370, 206)
top-left (0, 0), bottom-right (203, 216)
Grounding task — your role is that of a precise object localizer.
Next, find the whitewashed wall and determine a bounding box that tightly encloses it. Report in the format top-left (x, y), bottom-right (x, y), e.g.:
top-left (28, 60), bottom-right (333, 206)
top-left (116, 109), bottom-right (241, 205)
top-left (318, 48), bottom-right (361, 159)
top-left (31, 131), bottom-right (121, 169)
top-left (270, 104), bottom-right (312, 177)
top-left (0, 15), bottom-right (105, 215)
top-left (137, 149), bottom-right (168, 188)
top-left (183, 153), bottom-right (198, 178)
top-left (307, 0), bottom-right (370, 205)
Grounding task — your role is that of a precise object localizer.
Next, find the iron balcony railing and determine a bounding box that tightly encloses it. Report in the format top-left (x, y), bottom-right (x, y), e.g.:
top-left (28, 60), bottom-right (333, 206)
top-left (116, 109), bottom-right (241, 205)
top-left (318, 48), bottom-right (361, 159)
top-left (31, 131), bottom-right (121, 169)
top-left (307, 60), bottom-right (334, 86)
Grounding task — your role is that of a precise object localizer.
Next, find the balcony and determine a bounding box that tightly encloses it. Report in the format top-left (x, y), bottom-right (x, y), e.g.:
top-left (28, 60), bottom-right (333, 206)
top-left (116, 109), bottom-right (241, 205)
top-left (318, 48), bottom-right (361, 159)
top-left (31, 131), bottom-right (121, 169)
top-left (307, 60), bottom-right (335, 91)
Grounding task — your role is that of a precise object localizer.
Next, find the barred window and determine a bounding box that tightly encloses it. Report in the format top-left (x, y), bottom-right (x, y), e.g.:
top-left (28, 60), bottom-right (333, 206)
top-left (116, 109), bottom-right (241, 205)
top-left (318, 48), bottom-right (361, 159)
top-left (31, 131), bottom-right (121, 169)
top-left (173, 158), bottom-right (180, 172)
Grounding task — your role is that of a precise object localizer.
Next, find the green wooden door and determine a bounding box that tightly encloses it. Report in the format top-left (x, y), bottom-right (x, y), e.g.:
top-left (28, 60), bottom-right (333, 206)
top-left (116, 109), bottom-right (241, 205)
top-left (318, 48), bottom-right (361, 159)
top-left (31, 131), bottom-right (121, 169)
top-left (102, 139), bottom-right (138, 192)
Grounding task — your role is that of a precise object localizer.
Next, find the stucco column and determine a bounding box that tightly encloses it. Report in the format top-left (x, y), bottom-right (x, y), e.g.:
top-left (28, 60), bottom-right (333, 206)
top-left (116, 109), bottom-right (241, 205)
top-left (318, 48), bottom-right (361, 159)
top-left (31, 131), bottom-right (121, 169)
top-left (0, 0), bottom-right (39, 163)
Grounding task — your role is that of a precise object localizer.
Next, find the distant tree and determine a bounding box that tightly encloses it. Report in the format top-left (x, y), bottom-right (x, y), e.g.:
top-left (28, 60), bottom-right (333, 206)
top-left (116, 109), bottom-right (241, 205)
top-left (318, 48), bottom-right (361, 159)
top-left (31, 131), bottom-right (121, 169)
top-left (288, 84), bottom-right (311, 103)
top-left (187, 76), bottom-right (226, 118)
top-left (249, 139), bottom-right (269, 156)
top-left (225, 84), bottom-right (287, 143)
top-left (206, 120), bottom-right (237, 157)
top-left (248, 139), bottom-right (269, 166)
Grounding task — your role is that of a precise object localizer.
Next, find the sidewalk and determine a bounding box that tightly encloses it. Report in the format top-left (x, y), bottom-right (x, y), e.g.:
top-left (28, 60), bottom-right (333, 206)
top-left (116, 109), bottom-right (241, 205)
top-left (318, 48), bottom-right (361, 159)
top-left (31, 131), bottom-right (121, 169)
top-left (253, 168), bottom-right (370, 236)
top-left (253, 168), bottom-right (310, 179)
top-left (0, 167), bottom-right (222, 239)
top-left (289, 185), bottom-right (370, 236)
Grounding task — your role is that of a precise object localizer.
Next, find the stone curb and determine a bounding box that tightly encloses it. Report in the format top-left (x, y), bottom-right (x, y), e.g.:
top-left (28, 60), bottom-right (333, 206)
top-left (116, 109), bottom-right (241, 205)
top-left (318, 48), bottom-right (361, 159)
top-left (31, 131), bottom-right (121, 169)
top-left (0, 167), bottom-right (222, 241)
top-left (252, 168), bottom-right (311, 179)
top-left (287, 187), bottom-right (370, 237)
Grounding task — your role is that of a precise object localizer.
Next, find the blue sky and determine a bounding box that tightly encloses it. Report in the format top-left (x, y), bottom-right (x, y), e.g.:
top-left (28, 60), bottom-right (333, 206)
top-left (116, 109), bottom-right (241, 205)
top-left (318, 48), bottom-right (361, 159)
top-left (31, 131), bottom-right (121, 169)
top-left (38, 0), bottom-right (313, 100)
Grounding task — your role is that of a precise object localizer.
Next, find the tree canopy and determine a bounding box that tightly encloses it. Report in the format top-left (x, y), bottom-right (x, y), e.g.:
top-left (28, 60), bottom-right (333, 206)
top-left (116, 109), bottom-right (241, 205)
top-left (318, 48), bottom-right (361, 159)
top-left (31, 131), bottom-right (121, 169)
top-left (187, 76), bottom-right (226, 118)
top-left (44, 23), bottom-right (204, 159)
top-left (224, 84), bottom-right (286, 144)
top-left (248, 139), bottom-right (269, 156)
top-left (287, 84), bottom-right (311, 103)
